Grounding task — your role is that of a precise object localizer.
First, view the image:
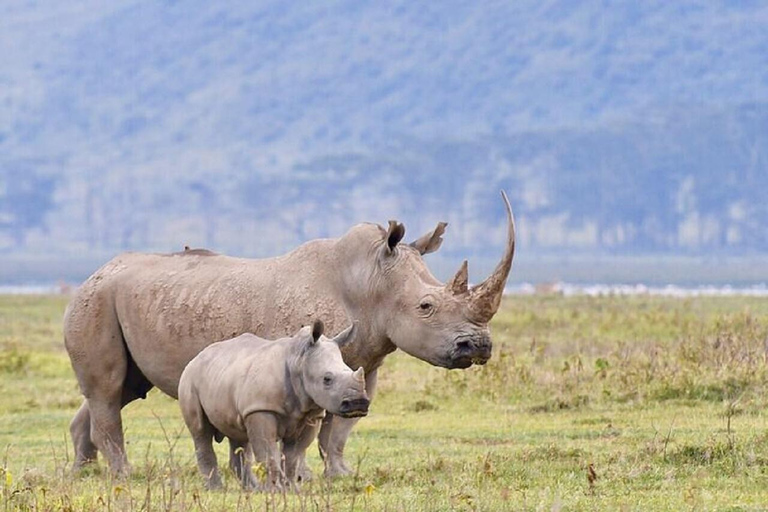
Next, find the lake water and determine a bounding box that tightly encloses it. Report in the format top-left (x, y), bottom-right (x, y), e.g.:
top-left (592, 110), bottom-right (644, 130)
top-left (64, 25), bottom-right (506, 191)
top-left (3, 282), bottom-right (768, 297)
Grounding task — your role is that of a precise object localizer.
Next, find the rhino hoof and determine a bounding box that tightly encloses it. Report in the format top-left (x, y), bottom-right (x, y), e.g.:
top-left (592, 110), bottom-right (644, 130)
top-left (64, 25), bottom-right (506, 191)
top-left (71, 460), bottom-right (101, 477)
top-left (205, 478), bottom-right (223, 491)
top-left (324, 462), bottom-right (353, 479)
top-left (258, 481), bottom-right (285, 493)
top-left (239, 474), bottom-right (259, 491)
top-left (296, 467), bottom-right (314, 483)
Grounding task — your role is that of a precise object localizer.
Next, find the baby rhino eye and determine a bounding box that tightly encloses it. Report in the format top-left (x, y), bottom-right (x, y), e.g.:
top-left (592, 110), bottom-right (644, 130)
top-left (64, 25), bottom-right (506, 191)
top-left (323, 374), bottom-right (333, 386)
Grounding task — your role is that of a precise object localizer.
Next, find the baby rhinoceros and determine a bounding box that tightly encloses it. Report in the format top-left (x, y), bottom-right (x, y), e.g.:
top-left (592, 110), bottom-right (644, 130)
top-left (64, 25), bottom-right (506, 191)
top-left (178, 320), bottom-right (369, 490)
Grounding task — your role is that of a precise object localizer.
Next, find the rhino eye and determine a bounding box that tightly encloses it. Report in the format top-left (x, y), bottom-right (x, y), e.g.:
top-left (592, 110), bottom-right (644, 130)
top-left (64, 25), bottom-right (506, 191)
top-left (419, 301), bottom-right (434, 312)
top-left (323, 374), bottom-right (333, 386)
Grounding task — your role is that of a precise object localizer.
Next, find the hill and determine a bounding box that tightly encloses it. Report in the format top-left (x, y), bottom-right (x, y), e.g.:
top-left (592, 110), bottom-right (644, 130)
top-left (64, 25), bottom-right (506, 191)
top-left (1, 0), bottom-right (767, 265)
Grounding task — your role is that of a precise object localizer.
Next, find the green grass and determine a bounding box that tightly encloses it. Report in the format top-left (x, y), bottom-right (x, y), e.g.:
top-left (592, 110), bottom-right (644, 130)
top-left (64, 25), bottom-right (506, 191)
top-left (1, 294), bottom-right (768, 510)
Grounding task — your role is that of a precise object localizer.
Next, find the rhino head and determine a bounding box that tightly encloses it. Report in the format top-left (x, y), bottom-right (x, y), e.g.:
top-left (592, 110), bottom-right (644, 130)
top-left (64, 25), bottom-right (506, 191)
top-left (299, 320), bottom-right (370, 418)
top-left (338, 191), bottom-right (515, 370)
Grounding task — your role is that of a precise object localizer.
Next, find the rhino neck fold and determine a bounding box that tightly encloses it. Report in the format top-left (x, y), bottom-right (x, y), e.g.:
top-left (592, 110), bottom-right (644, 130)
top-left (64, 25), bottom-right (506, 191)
top-left (330, 238), bottom-right (397, 372)
top-left (338, 322), bottom-right (396, 374)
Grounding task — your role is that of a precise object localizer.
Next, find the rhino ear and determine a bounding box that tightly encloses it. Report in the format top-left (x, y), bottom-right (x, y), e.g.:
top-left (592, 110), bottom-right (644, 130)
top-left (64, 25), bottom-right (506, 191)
top-left (310, 320), bottom-right (324, 345)
top-left (384, 220), bottom-right (406, 253)
top-left (410, 221), bottom-right (447, 255)
top-left (332, 322), bottom-right (357, 348)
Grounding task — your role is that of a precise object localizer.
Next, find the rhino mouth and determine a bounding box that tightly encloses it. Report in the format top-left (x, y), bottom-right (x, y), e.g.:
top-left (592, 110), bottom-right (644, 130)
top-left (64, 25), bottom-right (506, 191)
top-left (448, 355), bottom-right (490, 369)
top-left (338, 398), bottom-right (370, 418)
top-left (447, 334), bottom-right (492, 369)
top-left (339, 410), bottom-right (369, 419)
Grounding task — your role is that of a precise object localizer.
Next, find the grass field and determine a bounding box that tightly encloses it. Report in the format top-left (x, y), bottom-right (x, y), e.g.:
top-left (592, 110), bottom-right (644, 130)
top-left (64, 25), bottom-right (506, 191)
top-left (1, 294), bottom-right (768, 511)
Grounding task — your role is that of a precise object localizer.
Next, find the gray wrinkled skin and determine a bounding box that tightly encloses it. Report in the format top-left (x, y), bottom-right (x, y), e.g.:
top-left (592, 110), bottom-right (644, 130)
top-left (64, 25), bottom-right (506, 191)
top-left (64, 192), bottom-right (515, 477)
top-left (178, 321), bottom-right (368, 490)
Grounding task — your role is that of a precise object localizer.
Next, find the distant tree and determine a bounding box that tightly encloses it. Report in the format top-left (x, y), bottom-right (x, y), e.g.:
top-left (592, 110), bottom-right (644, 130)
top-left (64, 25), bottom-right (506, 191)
top-left (0, 167), bottom-right (57, 248)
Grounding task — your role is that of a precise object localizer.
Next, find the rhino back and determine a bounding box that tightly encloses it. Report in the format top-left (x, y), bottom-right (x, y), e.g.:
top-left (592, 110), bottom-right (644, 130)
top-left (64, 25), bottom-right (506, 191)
top-left (78, 242), bottom-right (347, 397)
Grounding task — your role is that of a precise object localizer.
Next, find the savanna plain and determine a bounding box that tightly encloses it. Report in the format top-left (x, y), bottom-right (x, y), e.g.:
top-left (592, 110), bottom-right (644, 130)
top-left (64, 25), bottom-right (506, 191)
top-left (1, 294), bottom-right (768, 511)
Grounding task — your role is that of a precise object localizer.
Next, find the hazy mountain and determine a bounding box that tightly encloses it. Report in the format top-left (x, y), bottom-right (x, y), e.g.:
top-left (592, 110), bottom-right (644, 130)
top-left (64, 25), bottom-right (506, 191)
top-left (1, 0), bottom-right (767, 265)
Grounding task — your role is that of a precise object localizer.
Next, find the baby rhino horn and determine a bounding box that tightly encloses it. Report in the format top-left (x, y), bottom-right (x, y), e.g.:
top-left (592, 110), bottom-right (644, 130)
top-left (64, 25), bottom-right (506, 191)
top-left (353, 367), bottom-right (365, 382)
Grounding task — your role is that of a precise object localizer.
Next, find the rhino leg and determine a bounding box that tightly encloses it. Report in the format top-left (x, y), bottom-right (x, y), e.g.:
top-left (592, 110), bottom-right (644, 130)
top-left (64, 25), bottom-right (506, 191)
top-left (319, 368), bottom-right (379, 478)
top-left (66, 292), bottom-right (156, 477)
top-left (228, 440), bottom-right (257, 490)
top-left (179, 384), bottom-right (222, 489)
top-left (192, 428), bottom-right (222, 490)
top-left (244, 412), bottom-right (285, 492)
top-left (87, 390), bottom-right (128, 476)
top-left (71, 363), bottom-right (154, 474)
top-left (67, 321), bottom-right (131, 475)
top-left (318, 415), bottom-right (355, 477)
top-left (283, 418), bottom-right (322, 484)
top-left (70, 400), bottom-right (98, 470)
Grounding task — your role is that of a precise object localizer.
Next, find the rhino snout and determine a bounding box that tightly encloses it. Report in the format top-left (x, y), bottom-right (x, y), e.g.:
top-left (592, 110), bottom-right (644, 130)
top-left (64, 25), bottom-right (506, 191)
top-left (450, 334), bottom-right (492, 369)
top-left (339, 397), bottom-right (370, 418)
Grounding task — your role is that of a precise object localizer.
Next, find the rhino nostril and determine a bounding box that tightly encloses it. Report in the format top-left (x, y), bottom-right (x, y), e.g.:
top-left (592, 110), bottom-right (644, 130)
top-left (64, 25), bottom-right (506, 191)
top-left (456, 340), bottom-right (472, 350)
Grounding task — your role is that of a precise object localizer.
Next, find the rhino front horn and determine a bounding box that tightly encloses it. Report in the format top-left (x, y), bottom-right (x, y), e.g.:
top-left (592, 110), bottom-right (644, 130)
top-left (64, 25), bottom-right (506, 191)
top-left (468, 191), bottom-right (516, 323)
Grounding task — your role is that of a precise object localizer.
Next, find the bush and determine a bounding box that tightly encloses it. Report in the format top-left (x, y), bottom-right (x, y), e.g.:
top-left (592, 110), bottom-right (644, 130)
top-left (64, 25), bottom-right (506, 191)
top-left (0, 345), bottom-right (30, 374)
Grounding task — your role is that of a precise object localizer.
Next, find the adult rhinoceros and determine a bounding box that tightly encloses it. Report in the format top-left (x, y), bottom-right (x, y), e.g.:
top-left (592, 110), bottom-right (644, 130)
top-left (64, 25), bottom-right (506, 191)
top-left (64, 192), bottom-right (515, 477)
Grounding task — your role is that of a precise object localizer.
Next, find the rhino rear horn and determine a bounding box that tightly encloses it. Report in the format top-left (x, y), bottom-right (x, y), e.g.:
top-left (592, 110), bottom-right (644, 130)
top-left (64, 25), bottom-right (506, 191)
top-left (332, 322), bottom-right (357, 348)
top-left (446, 259), bottom-right (469, 295)
top-left (468, 191), bottom-right (516, 323)
top-left (311, 320), bottom-right (325, 344)
top-left (410, 221), bottom-right (447, 255)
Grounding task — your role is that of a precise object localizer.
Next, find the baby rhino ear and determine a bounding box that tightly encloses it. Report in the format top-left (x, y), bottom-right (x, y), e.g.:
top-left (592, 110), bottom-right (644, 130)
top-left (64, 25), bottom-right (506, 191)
top-left (310, 320), bottom-right (324, 345)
